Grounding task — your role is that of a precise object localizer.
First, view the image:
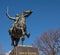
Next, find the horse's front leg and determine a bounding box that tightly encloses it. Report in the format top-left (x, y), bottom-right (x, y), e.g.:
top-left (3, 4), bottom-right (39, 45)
top-left (21, 36), bottom-right (25, 45)
top-left (25, 32), bottom-right (30, 38)
top-left (22, 28), bottom-right (30, 38)
top-left (15, 37), bottom-right (20, 46)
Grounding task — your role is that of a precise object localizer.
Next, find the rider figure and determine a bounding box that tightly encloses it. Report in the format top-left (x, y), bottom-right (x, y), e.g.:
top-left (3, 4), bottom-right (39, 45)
top-left (6, 11), bottom-right (30, 38)
top-left (6, 12), bottom-right (19, 34)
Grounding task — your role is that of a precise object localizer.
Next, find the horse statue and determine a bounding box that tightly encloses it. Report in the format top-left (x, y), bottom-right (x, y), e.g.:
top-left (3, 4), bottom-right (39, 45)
top-left (6, 9), bottom-right (32, 47)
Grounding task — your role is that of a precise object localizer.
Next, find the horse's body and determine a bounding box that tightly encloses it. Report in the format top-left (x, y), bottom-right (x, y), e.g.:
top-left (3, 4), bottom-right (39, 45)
top-left (10, 23), bottom-right (26, 47)
top-left (8, 10), bottom-right (32, 47)
top-left (10, 18), bottom-right (27, 47)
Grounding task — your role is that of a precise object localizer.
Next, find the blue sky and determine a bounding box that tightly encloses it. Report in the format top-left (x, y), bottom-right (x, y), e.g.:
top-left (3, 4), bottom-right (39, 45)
top-left (0, 0), bottom-right (60, 52)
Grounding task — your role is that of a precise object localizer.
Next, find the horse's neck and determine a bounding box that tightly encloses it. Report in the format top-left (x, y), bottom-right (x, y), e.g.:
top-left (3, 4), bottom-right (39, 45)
top-left (19, 16), bottom-right (26, 22)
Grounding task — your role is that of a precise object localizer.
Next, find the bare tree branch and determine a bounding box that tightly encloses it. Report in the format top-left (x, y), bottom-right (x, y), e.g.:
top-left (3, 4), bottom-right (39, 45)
top-left (33, 29), bottom-right (60, 55)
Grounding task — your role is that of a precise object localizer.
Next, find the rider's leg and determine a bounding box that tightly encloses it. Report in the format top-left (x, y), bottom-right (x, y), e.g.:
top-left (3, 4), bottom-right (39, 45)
top-left (8, 24), bottom-right (14, 35)
top-left (21, 27), bottom-right (25, 36)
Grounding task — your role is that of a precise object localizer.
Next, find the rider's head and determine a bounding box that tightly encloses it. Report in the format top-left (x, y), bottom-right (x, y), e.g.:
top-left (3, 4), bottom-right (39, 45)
top-left (16, 14), bottom-right (19, 17)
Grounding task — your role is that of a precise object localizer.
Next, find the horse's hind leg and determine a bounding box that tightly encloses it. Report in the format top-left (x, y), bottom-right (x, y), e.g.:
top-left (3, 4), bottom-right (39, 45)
top-left (15, 38), bottom-right (20, 46)
top-left (11, 36), bottom-right (14, 46)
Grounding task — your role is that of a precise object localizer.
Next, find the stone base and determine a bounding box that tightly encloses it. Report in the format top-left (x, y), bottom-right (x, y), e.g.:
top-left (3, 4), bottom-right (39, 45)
top-left (9, 45), bottom-right (39, 55)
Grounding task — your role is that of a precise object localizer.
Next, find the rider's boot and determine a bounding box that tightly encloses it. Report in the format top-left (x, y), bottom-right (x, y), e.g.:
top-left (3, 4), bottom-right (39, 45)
top-left (25, 33), bottom-right (30, 38)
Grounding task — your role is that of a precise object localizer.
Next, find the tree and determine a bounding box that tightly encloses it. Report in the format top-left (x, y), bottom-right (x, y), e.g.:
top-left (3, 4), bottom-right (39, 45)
top-left (33, 29), bottom-right (60, 55)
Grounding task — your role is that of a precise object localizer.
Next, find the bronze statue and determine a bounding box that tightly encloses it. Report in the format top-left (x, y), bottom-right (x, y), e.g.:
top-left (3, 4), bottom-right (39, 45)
top-left (6, 8), bottom-right (32, 47)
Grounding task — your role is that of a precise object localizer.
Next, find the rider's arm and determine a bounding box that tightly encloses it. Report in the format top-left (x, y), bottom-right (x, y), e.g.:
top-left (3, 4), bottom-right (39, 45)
top-left (6, 12), bottom-right (15, 21)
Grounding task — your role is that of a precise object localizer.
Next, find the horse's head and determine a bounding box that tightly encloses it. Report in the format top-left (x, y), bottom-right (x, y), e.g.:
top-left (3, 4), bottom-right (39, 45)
top-left (22, 10), bottom-right (32, 17)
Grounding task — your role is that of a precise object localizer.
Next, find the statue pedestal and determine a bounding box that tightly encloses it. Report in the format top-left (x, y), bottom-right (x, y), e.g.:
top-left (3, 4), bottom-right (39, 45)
top-left (9, 45), bottom-right (39, 55)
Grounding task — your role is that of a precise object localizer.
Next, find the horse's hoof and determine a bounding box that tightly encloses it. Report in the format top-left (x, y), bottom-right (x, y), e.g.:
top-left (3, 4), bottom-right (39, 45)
top-left (14, 45), bottom-right (17, 47)
top-left (27, 33), bottom-right (30, 38)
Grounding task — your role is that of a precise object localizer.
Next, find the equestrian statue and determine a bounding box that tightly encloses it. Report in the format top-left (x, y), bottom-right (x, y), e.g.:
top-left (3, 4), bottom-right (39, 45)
top-left (6, 8), bottom-right (32, 47)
